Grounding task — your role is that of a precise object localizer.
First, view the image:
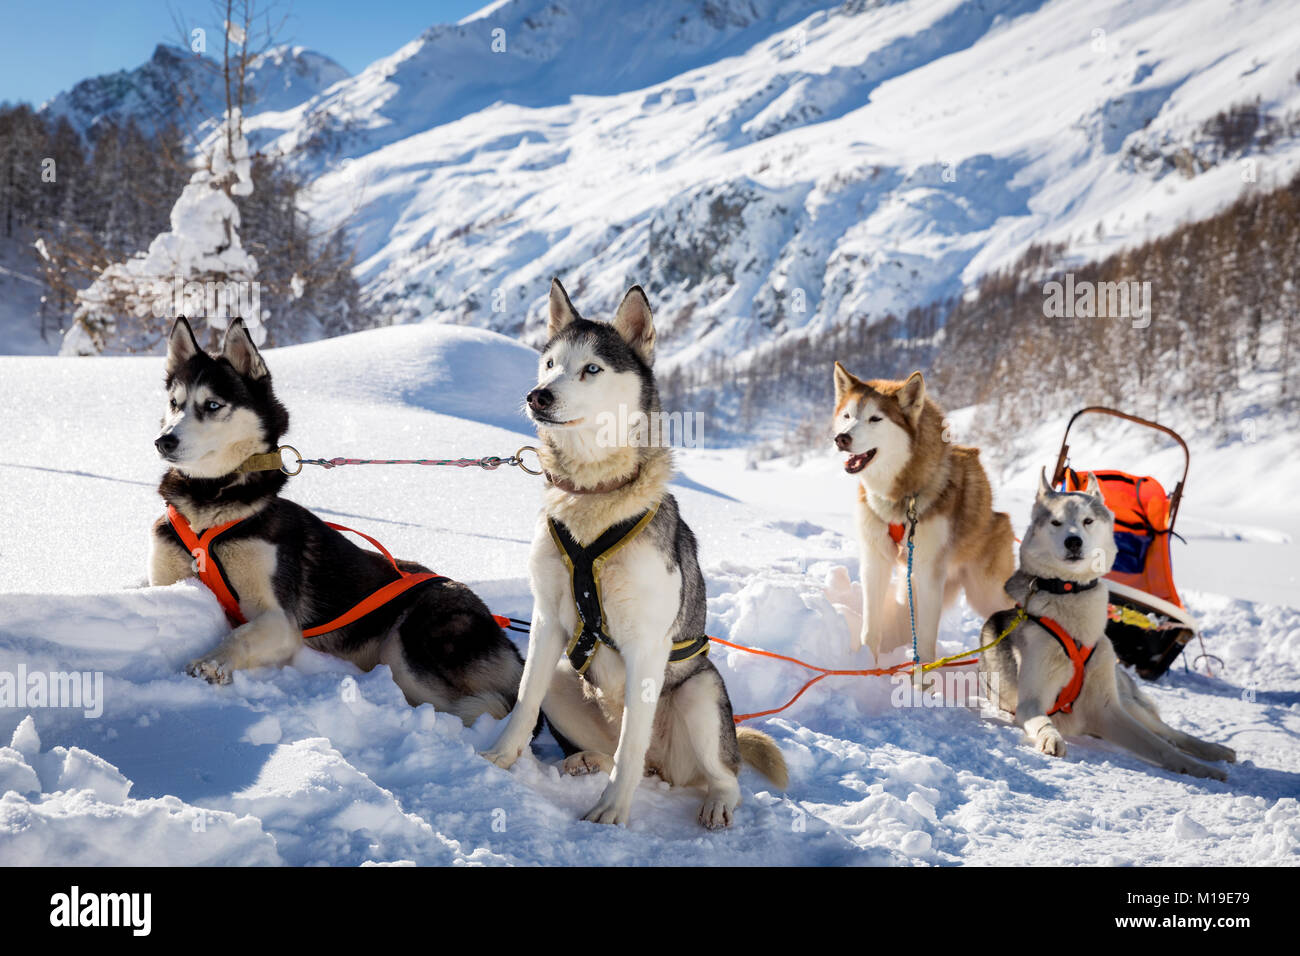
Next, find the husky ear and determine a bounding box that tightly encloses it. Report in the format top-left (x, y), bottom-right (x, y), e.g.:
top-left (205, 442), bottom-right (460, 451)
top-left (613, 285), bottom-right (655, 365)
top-left (1084, 471), bottom-right (1104, 500)
top-left (833, 361), bottom-right (862, 400)
top-left (548, 278), bottom-right (579, 339)
top-left (898, 371), bottom-right (926, 426)
top-left (1038, 467), bottom-right (1054, 502)
top-left (222, 318), bottom-right (269, 380)
top-left (166, 317), bottom-right (202, 375)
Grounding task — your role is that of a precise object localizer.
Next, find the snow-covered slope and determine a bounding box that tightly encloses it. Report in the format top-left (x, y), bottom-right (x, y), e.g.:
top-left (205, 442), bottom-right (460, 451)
top-left (0, 325), bottom-right (1296, 865)
top-left (40, 43), bottom-right (349, 139)
top-left (240, 0), bottom-right (1300, 366)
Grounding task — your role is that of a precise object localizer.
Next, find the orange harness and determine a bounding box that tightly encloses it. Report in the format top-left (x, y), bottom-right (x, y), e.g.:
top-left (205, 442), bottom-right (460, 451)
top-left (1031, 612), bottom-right (1095, 716)
top-left (164, 505), bottom-right (462, 638)
top-left (885, 523), bottom-right (1091, 715)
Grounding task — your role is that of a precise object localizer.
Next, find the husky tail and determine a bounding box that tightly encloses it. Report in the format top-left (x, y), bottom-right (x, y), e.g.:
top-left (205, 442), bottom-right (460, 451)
top-left (737, 727), bottom-right (789, 789)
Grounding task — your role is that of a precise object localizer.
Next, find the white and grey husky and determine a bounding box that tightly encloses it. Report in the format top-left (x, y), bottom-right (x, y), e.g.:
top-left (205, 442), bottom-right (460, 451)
top-left (979, 471), bottom-right (1236, 779)
top-left (482, 279), bottom-right (787, 828)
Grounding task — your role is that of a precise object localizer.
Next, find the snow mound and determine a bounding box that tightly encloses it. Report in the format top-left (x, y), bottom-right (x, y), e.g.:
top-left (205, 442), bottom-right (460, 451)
top-left (269, 322), bottom-right (540, 430)
top-left (0, 717), bottom-right (281, 866)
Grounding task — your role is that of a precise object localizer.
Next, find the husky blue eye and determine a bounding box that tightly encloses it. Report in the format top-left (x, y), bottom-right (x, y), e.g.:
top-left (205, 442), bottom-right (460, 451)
top-left (546, 358), bottom-right (554, 369)
top-left (206, 400), bottom-right (222, 411)
top-left (585, 364), bottom-right (601, 375)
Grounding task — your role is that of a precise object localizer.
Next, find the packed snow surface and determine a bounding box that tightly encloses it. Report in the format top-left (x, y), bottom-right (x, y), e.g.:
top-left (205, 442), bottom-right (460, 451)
top-left (0, 323), bottom-right (1296, 865)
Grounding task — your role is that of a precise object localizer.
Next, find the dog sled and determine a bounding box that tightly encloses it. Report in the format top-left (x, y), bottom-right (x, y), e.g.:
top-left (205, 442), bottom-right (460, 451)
top-left (1050, 407), bottom-right (1202, 680)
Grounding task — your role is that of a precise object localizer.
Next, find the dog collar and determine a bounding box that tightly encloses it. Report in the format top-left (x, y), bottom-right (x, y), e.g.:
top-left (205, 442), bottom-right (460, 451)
top-left (545, 464), bottom-right (641, 495)
top-left (235, 450), bottom-right (289, 474)
top-left (1032, 576), bottom-right (1100, 595)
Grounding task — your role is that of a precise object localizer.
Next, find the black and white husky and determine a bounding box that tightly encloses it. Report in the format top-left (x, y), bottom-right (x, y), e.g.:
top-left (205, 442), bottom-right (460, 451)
top-left (149, 317), bottom-right (524, 723)
top-left (481, 280), bottom-right (787, 828)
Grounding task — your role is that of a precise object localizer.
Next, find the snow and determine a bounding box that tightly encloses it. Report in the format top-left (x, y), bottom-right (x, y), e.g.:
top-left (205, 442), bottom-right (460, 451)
top-left (1, 323), bottom-right (1297, 865)
top-left (39, 44), bottom-right (349, 141)
top-left (231, 0), bottom-right (1300, 364)
top-left (61, 118), bottom-right (264, 355)
top-left (22, 0), bottom-right (1300, 370)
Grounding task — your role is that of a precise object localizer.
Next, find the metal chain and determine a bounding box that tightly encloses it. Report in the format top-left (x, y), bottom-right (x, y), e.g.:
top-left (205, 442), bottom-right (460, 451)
top-left (276, 444), bottom-right (542, 477)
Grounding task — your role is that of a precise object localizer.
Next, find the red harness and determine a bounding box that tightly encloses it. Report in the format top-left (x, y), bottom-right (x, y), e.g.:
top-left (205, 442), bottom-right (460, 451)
top-left (1032, 613), bottom-right (1095, 716)
top-left (164, 505), bottom-right (483, 638)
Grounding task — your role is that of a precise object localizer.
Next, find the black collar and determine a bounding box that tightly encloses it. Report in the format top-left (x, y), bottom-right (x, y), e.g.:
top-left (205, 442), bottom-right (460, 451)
top-left (1032, 576), bottom-right (1100, 595)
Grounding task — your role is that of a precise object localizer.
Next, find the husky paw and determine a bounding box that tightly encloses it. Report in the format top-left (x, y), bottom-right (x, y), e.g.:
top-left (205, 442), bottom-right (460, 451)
top-left (1178, 759), bottom-right (1228, 782)
top-left (562, 751), bottom-right (612, 776)
top-left (1035, 727), bottom-right (1066, 757)
top-left (186, 655), bottom-right (234, 685)
top-left (582, 786), bottom-right (632, 826)
top-left (480, 743), bottom-right (523, 770)
top-left (698, 796), bottom-right (735, 830)
top-left (1211, 744), bottom-right (1237, 764)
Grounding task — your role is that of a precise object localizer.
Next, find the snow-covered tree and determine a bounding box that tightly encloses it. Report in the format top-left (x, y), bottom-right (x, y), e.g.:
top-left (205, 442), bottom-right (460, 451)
top-left (61, 1), bottom-right (267, 356)
top-left (61, 110), bottom-right (263, 355)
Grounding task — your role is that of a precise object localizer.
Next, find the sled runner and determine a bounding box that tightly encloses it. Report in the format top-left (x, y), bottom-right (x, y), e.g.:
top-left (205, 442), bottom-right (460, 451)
top-left (1050, 407), bottom-right (1199, 679)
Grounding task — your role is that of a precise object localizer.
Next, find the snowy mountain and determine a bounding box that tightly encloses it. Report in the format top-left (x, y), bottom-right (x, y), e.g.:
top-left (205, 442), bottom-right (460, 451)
top-left (235, 0), bottom-right (1300, 369)
top-left (39, 43), bottom-right (349, 139)
top-left (1, 324), bottom-right (1296, 865)
top-left (21, 0), bottom-right (1300, 376)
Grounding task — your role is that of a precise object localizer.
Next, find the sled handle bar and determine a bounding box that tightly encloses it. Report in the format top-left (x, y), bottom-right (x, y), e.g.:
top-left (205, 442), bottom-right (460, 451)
top-left (1050, 406), bottom-right (1190, 530)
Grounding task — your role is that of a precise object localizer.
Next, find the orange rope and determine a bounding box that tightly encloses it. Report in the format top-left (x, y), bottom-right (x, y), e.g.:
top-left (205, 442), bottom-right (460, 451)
top-left (708, 635), bottom-right (979, 724)
top-left (490, 626), bottom-right (982, 724)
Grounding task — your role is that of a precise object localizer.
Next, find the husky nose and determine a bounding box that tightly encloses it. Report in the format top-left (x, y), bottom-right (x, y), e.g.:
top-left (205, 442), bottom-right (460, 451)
top-left (1064, 535), bottom-right (1083, 552)
top-left (527, 388), bottom-right (554, 412)
top-left (155, 433), bottom-right (179, 456)
top-left (834, 432), bottom-right (852, 451)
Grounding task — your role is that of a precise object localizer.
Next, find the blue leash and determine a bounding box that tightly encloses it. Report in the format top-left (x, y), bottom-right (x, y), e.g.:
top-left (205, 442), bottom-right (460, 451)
top-left (903, 496), bottom-right (922, 690)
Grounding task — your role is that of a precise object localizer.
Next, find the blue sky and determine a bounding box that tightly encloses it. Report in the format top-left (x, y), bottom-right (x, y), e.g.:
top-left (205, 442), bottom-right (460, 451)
top-left (0, 0), bottom-right (488, 106)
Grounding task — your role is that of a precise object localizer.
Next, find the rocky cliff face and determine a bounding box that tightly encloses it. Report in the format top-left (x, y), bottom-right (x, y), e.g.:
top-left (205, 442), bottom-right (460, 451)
top-left (40, 43), bottom-right (348, 140)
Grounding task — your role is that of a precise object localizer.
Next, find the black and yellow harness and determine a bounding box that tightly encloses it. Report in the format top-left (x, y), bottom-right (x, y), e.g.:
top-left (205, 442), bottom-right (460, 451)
top-left (547, 504), bottom-right (710, 677)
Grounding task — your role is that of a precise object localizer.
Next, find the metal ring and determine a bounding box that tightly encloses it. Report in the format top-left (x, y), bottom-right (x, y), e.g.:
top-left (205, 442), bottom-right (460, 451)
top-left (514, 445), bottom-right (543, 476)
top-left (278, 444), bottom-right (303, 476)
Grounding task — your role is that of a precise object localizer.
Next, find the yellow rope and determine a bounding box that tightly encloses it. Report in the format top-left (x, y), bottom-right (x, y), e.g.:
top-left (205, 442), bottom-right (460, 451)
top-left (1109, 603), bottom-right (1158, 629)
top-left (920, 608), bottom-right (1027, 672)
